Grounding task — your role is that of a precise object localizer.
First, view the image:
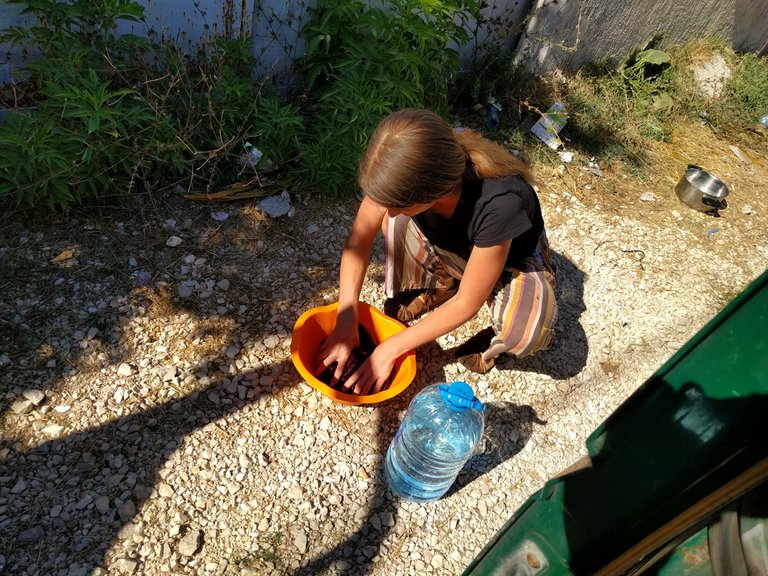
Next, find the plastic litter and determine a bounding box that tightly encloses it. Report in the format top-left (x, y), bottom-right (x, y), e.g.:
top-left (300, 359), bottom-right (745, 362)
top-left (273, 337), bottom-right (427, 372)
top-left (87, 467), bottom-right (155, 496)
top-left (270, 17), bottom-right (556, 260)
top-left (558, 151), bottom-right (574, 163)
top-left (211, 211), bottom-right (229, 222)
top-left (729, 145), bottom-right (750, 163)
top-left (257, 190), bottom-right (293, 218)
top-left (485, 97), bottom-right (502, 128)
top-left (242, 142), bottom-right (263, 168)
top-left (759, 115), bottom-right (768, 127)
top-left (580, 157), bottom-right (602, 176)
top-left (530, 102), bottom-right (568, 150)
top-left (707, 228), bottom-right (720, 239)
top-left (742, 204), bottom-right (753, 215)
top-left (165, 236), bottom-right (182, 247)
top-left (640, 192), bottom-right (657, 202)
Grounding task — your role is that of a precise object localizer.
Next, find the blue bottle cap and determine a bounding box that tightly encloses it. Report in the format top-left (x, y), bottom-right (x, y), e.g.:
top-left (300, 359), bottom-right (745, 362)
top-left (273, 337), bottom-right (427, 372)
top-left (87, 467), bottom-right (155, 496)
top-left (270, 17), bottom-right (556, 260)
top-left (438, 381), bottom-right (486, 412)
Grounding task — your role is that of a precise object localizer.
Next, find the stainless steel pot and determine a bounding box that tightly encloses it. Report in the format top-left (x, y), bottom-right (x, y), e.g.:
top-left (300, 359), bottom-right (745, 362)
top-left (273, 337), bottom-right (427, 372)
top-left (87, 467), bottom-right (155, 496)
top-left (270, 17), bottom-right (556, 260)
top-left (675, 164), bottom-right (729, 213)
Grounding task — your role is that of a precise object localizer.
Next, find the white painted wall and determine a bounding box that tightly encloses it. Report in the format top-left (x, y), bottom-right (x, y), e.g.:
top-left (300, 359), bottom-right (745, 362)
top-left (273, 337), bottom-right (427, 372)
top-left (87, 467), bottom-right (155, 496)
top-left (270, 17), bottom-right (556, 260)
top-left (0, 0), bottom-right (533, 88)
top-left (1, 0), bottom-right (766, 87)
top-left (515, 0), bottom-right (768, 73)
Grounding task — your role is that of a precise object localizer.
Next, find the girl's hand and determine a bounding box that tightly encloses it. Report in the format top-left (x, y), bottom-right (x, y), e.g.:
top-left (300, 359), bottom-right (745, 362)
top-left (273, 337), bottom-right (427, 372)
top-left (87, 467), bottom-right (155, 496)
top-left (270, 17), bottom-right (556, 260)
top-left (344, 340), bottom-right (398, 396)
top-left (315, 314), bottom-right (359, 388)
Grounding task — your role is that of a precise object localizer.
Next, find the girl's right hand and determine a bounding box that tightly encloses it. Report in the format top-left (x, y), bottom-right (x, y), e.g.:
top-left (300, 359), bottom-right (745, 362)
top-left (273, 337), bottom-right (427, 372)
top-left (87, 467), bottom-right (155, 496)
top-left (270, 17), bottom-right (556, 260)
top-left (314, 311), bottom-right (359, 388)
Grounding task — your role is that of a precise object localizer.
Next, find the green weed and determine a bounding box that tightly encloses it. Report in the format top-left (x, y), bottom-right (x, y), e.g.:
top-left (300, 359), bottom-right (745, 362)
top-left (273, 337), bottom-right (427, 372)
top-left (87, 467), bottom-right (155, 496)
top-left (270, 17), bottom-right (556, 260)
top-left (291, 0), bottom-right (480, 196)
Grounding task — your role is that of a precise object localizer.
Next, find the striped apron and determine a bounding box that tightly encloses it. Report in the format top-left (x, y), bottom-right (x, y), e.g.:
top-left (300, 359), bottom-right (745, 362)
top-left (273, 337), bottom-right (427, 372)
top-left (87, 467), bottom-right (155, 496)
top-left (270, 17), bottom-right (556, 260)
top-left (383, 215), bottom-right (558, 361)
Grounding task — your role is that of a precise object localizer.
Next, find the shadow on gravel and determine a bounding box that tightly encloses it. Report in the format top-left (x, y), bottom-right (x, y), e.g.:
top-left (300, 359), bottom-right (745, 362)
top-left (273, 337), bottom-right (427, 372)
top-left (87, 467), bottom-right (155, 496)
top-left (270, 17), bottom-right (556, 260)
top-left (290, 344), bottom-right (546, 575)
top-left (446, 401), bottom-right (545, 498)
top-left (0, 359), bottom-right (296, 575)
top-left (288, 341), bottom-right (450, 576)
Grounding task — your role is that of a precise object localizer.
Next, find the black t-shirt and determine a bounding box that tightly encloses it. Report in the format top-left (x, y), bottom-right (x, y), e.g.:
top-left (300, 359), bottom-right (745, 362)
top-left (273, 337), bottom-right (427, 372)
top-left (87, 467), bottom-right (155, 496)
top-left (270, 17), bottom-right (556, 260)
top-left (414, 174), bottom-right (544, 267)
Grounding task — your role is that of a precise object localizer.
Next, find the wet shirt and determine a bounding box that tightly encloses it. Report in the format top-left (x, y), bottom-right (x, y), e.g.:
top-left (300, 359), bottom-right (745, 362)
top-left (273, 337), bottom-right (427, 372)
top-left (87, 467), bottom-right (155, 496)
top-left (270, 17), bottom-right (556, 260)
top-left (414, 174), bottom-right (544, 267)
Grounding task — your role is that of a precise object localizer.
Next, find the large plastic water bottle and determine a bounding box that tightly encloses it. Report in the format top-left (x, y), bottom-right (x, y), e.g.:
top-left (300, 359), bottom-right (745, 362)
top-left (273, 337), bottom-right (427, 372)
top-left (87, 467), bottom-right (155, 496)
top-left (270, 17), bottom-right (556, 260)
top-left (385, 381), bottom-right (485, 502)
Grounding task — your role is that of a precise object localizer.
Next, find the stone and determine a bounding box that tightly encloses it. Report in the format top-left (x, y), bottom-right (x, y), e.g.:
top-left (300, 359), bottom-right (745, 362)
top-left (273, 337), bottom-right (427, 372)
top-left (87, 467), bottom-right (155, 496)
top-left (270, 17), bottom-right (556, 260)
top-left (95, 496), bottom-right (111, 514)
top-left (11, 400), bottom-right (33, 415)
top-left (117, 363), bottom-right (133, 376)
top-left (23, 389), bottom-right (45, 405)
top-left (11, 478), bottom-right (27, 493)
top-left (178, 529), bottom-right (203, 556)
top-left (293, 530), bottom-right (308, 553)
top-left (18, 525), bottom-right (44, 543)
top-left (115, 558), bottom-right (138, 574)
top-left (119, 500), bottom-right (136, 522)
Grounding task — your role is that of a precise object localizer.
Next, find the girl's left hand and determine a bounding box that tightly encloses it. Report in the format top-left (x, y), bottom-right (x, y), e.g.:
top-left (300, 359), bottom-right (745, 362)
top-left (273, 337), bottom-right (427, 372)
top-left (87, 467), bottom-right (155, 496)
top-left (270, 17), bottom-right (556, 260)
top-left (344, 340), bottom-right (398, 396)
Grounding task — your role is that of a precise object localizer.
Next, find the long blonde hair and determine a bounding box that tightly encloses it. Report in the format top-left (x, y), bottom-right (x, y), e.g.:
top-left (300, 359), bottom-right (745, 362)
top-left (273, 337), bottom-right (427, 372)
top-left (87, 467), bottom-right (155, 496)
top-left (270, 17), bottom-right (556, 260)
top-left (359, 108), bottom-right (533, 209)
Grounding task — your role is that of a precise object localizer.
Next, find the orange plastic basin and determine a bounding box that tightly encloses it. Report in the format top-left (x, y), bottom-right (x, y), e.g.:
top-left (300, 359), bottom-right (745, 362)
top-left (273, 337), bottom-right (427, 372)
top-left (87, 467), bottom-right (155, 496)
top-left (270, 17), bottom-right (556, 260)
top-left (290, 302), bottom-right (417, 405)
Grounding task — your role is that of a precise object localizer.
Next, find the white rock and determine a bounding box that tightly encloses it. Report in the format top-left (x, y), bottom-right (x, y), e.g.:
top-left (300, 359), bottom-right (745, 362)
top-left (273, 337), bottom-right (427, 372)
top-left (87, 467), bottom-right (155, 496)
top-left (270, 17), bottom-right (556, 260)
top-left (287, 485), bottom-right (304, 500)
top-left (158, 483), bottom-right (175, 498)
top-left (166, 236), bottom-right (182, 247)
top-left (0, 352), bottom-right (9, 366)
top-left (217, 279), bottom-right (230, 291)
top-left (117, 363), bottom-right (133, 376)
top-left (115, 558), bottom-right (138, 574)
top-left (41, 424), bottom-right (64, 436)
top-left (11, 479), bottom-right (27, 494)
top-left (11, 400), bottom-right (33, 415)
top-left (23, 389), bottom-right (45, 405)
top-left (293, 530), bottom-right (308, 553)
top-left (178, 529), bottom-right (203, 556)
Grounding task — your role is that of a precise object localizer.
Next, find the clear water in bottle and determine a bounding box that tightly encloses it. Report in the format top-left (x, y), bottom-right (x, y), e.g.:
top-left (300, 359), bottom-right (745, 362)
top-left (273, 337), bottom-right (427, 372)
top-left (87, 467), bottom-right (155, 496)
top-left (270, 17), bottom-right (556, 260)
top-left (385, 381), bottom-right (485, 502)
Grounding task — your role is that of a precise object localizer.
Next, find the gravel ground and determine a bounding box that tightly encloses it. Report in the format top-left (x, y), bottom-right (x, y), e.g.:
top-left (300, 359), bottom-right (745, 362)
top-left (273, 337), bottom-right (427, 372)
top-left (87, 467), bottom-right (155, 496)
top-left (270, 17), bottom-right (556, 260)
top-left (1, 120), bottom-right (767, 575)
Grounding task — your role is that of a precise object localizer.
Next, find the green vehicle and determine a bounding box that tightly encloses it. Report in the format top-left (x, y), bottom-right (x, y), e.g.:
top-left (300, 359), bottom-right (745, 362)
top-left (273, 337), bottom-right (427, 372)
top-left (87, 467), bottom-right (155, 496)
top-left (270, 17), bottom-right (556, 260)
top-left (463, 269), bottom-right (768, 576)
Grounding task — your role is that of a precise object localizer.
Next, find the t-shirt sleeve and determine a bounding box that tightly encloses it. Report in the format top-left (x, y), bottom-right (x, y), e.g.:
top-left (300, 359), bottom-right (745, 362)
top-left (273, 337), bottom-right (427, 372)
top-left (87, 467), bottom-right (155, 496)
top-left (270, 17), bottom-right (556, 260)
top-left (472, 192), bottom-right (532, 247)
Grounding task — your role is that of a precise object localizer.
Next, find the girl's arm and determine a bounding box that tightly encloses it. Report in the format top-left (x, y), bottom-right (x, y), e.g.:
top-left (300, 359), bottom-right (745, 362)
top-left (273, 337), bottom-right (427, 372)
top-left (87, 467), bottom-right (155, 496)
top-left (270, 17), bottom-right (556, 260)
top-left (315, 197), bottom-right (387, 385)
top-left (347, 239), bottom-right (512, 394)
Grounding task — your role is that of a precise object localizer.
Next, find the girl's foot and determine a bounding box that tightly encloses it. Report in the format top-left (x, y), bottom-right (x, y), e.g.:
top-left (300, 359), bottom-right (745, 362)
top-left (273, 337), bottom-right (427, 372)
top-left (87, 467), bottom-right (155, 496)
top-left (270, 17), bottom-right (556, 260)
top-left (456, 353), bottom-right (496, 374)
top-left (453, 327), bottom-right (497, 373)
top-left (384, 288), bottom-right (457, 323)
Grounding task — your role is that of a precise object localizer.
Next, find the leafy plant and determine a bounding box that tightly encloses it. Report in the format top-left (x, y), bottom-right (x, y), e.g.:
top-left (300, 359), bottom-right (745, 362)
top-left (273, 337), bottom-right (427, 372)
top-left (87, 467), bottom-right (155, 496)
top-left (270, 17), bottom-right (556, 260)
top-left (292, 0), bottom-right (480, 196)
top-left (0, 0), bottom-right (303, 210)
top-left (0, 1), bottom-right (154, 210)
top-left (707, 52), bottom-right (768, 128)
top-left (141, 36), bottom-right (303, 192)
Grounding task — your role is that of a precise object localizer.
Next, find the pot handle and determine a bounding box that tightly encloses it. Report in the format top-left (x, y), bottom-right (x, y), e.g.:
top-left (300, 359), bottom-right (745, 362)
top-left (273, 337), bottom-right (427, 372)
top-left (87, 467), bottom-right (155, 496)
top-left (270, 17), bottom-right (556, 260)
top-left (687, 164), bottom-right (704, 171)
top-left (702, 196), bottom-right (727, 210)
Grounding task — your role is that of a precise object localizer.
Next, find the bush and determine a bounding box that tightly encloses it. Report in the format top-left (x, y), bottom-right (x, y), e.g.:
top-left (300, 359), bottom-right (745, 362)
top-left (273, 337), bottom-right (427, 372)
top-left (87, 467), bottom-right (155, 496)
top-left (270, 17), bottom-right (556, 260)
top-left (0, 0), bottom-right (303, 211)
top-left (292, 0), bottom-right (480, 196)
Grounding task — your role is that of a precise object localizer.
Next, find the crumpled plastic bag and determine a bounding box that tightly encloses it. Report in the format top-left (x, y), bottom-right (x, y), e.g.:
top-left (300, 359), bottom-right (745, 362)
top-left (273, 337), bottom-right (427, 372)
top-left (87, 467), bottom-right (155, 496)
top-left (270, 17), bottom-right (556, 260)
top-left (257, 190), bottom-right (293, 218)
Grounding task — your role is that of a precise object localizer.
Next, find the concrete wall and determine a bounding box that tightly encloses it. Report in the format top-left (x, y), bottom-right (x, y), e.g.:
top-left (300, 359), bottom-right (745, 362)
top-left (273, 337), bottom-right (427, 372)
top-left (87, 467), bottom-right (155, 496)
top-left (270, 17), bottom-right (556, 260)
top-left (0, 0), bottom-right (530, 88)
top-left (1, 0), bottom-right (766, 87)
top-left (515, 0), bottom-right (768, 73)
